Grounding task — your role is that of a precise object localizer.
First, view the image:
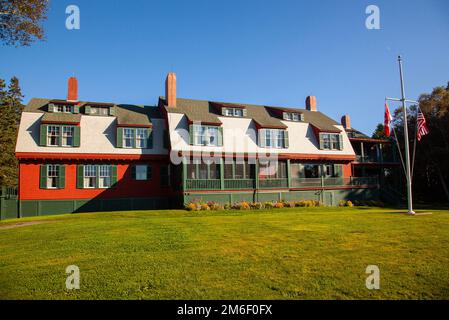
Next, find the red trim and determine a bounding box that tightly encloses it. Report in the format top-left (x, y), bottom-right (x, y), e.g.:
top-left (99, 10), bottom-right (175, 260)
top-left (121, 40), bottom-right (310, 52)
top-left (211, 102), bottom-right (246, 110)
top-left (310, 123), bottom-right (341, 134)
top-left (49, 100), bottom-right (79, 105)
top-left (349, 137), bottom-right (390, 143)
top-left (254, 121), bottom-right (287, 129)
top-left (16, 152), bottom-right (168, 161)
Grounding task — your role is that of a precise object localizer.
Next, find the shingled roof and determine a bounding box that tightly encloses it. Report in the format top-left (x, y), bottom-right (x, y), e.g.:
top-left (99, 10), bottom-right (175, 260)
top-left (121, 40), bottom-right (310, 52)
top-left (24, 98), bottom-right (162, 126)
top-left (161, 97), bottom-right (342, 131)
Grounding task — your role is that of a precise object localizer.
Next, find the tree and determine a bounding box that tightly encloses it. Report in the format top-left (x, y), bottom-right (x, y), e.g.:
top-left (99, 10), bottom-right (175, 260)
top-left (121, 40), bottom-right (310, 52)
top-left (0, 76), bottom-right (23, 186)
top-left (372, 123), bottom-right (387, 140)
top-left (0, 0), bottom-right (49, 47)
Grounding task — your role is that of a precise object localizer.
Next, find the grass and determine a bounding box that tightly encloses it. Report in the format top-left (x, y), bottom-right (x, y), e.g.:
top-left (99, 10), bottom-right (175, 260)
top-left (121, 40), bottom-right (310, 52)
top-left (0, 207), bottom-right (448, 300)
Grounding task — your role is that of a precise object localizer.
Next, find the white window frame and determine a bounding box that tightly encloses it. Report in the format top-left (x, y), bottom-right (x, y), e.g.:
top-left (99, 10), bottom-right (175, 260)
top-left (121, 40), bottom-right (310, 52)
top-left (83, 165), bottom-right (97, 189)
top-left (193, 125), bottom-right (219, 146)
top-left (47, 125), bottom-right (60, 146)
top-left (265, 129), bottom-right (285, 149)
top-left (47, 164), bottom-right (59, 189)
top-left (135, 128), bottom-right (147, 149)
top-left (98, 165), bottom-right (111, 188)
top-left (61, 126), bottom-right (74, 147)
top-left (292, 113), bottom-right (300, 121)
top-left (123, 128), bottom-right (134, 148)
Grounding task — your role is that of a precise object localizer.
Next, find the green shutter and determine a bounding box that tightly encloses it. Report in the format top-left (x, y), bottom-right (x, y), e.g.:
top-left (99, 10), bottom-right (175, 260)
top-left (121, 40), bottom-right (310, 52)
top-left (111, 165), bottom-right (117, 186)
top-left (334, 164), bottom-right (343, 177)
top-left (338, 134), bottom-right (344, 150)
top-left (73, 105), bottom-right (79, 114)
top-left (282, 112), bottom-right (289, 120)
top-left (39, 124), bottom-right (48, 146)
top-left (117, 127), bottom-right (123, 148)
top-left (58, 125), bottom-right (63, 146)
top-left (283, 130), bottom-right (289, 148)
top-left (58, 165), bottom-right (65, 189)
top-left (259, 129), bottom-right (266, 147)
top-left (189, 124), bottom-right (194, 145)
top-left (221, 108), bottom-right (228, 116)
top-left (319, 133), bottom-right (324, 150)
top-left (76, 165), bottom-right (84, 189)
top-left (40, 165), bottom-right (47, 189)
top-left (147, 128), bottom-right (153, 149)
top-left (218, 127), bottom-right (223, 146)
top-left (298, 164), bottom-right (306, 178)
top-left (48, 104), bottom-right (55, 113)
top-left (109, 107), bottom-right (116, 116)
top-left (242, 108), bottom-right (247, 117)
top-left (300, 113), bottom-right (305, 121)
top-left (73, 126), bottom-right (80, 147)
top-left (131, 165), bottom-right (136, 180)
top-left (85, 105), bottom-right (91, 114)
top-left (147, 165), bottom-right (152, 180)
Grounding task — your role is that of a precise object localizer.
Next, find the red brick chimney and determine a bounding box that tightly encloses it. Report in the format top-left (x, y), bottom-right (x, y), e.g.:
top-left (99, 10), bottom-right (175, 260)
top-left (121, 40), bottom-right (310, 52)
top-left (67, 77), bottom-right (78, 102)
top-left (165, 72), bottom-right (176, 107)
top-left (341, 114), bottom-right (351, 129)
top-left (305, 96), bottom-right (317, 112)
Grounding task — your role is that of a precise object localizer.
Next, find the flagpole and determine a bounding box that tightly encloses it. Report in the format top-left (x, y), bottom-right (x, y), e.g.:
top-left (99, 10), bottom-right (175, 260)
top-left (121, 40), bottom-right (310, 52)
top-left (398, 55), bottom-right (415, 215)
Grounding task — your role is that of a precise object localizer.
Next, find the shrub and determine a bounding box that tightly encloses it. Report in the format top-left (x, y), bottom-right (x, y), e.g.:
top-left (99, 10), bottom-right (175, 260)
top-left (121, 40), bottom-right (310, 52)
top-left (250, 202), bottom-right (263, 209)
top-left (185, 203), bottom-right (197, 211)
top-left (200, 203), bottom-right (210, 211)
top-left (274, 202), bottom-right (284, 209)
top-left (224, 203), bottom-right (231, 210)
top-left (339, 200), bottom-right (354, 207)
top-left (264, 201), bottom-right (274, 209)
top-left (285, 201), bottom-right (296, 208)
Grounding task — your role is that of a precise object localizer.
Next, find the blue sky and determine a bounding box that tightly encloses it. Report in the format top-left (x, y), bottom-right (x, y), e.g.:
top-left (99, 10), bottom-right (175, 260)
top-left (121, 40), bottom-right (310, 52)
top-left (1, 0), bottom-right (448, 135)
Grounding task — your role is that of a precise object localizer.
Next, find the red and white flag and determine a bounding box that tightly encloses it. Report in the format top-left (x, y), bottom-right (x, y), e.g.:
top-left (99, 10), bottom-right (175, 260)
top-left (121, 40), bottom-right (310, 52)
top-left (384, 102), bottom-right (393, 137)
top-left (417, 108), bottom-right (430, 141)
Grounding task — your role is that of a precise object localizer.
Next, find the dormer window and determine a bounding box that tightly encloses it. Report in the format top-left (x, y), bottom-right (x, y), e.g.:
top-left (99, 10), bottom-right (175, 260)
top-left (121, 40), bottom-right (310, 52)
top-left (222, 107), bottom-right (246, 117)
top-left (85, 105), bottom-right (115, 116)
top-left (318, 133), bottom-right (343, 150)
top-left (48, 103), bottom-right (79, 114)
top-left (283, 112), bottom-right (303, 122)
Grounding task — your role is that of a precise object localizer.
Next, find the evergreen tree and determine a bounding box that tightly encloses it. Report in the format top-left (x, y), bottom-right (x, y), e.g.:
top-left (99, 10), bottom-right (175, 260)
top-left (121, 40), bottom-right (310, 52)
top-left (0, 76), bottom-right (23, 186)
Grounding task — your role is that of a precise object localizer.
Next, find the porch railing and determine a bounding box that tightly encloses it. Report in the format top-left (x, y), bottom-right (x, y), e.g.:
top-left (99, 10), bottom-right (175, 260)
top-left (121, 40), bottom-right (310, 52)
top-left (185, 176), bottom-right (379, 191)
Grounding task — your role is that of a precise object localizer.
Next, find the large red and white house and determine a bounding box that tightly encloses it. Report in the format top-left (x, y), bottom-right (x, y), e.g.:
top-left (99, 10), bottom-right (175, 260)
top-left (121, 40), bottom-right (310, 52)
top-left (13, 74), bottom-right (400, 217)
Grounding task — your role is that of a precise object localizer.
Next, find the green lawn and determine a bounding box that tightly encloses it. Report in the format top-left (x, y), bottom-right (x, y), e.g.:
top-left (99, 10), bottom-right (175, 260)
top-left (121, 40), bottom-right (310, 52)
top-left (0, 207), bottom-right (448, 300)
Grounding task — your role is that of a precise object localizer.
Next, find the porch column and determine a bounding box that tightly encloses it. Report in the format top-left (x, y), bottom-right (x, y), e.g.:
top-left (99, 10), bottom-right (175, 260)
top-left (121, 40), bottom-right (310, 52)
top-left (220, 158), bottom-right (224, 190)
top-left (287, 159), bottom-right (291, 189)
top-left (379, 143), bottom-right (384, 163)
top-left (360, 142), bottom-right (365, 161)
top-left (182, 157), bottom-right (187, 191)
top-left (255, 160), bottom-right (260, 190)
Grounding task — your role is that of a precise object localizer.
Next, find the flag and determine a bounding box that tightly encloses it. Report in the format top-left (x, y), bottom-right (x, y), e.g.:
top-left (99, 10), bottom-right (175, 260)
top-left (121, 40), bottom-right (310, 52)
top-left (417, 108), bottom-right (430, 141)
top-left (384, 102), bottom-right (393, 137)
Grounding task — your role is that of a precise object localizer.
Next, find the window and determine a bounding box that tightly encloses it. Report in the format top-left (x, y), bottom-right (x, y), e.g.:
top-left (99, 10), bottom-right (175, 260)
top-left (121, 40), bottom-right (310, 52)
top-left (322, 164), bottom-right (334, 178)
top-left (47, 165), bottom-right (59, 189)
top-left (264, 129), bottom-right (287, 149)
top-left (192, 125), bottom-right (221, 146)
top-left (320, 133), bottom-right (342, 150)
top-left (99, 165), bottom-right (111, 188)
top-left (124, 128), bottom-right (134, 148)
top-left (84, 165), bottom-right (97, 188)
top-left (89, 107), bottom-right (109, 115)
top-left (136, 129), bottom-right (147, 148)
top-left (160, 165), bottom-right (170, 187)
top-left (47, 126), bottom-right (60, 146)
top-left (62, 126), bottom-right (74, 146)
top-left (259, 160), bottom-right (287, 179)
top-left (135, 165), bottom-right (151, 180)
top-left (56, 105), bottom-right (72, 113)
top-left (283, 112), bottom-right (302, 121)
top-left (224, 107), bottom-right (244, 117)
top-left (304, 164), bottom-right (320, 178)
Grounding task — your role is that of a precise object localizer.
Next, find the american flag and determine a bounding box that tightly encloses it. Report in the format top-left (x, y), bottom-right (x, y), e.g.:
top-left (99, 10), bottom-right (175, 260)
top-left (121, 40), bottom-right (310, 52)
top-left (417, 108), bottom-right (430, 141)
